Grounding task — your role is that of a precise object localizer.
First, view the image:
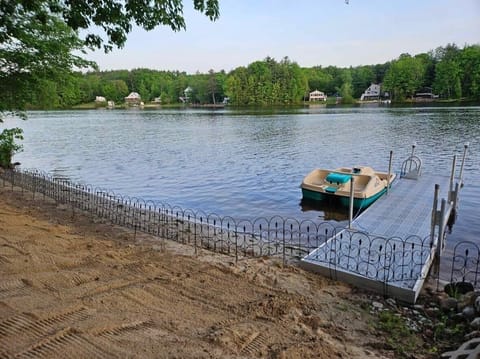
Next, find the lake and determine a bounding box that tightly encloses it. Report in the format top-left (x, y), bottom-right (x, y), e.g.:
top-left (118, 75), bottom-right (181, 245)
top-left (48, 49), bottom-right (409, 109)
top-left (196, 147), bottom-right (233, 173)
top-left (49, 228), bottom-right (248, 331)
top-left (6, 105), bottom-right (480, 249)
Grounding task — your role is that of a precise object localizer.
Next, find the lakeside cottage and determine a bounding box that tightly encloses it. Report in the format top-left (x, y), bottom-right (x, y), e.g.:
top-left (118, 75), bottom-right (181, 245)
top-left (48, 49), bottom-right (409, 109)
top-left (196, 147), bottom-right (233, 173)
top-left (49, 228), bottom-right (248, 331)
top-left (360, 84), bottom-right (381, 101)
top-left (125, 92), bottom-right (141, 105)
top-left (179, 86), bottom-right (193, 103)
top-left (309, 90), bottom-right (327, 102)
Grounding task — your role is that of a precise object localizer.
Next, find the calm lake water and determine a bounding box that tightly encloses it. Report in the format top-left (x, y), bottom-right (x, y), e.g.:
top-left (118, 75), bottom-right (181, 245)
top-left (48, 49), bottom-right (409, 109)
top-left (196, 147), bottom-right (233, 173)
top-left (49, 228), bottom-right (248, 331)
top-left (6, 106), bottom-right (480, 248)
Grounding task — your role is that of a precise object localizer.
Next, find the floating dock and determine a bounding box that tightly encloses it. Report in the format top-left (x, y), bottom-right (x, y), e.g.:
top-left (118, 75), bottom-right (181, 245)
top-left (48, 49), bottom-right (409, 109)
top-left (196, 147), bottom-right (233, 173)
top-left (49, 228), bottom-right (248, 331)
top-left (300, 146), bottom-right (468, 303)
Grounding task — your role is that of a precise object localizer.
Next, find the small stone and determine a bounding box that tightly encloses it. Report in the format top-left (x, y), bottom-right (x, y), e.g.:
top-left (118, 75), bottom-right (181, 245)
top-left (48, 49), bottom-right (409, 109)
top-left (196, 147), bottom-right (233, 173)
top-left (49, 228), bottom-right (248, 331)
top-left (440, 297), bottom-right (458, 312)
top-left (413, 304), bottom-right (425, 312)
top-left (425, 306), bottom-right (440, 317)
top-left (459, 292), bottom-right (477, 311)
top-left (465, 330), bottom-right (480, 340)
top-left (475, 296), bottom-right (480, 314)
top-left (385, 298), bottom-right (396, 307)
top-left (470, 317), bottom-right (480, 330)
top-left (463, 306), bottom-right (476, 320)
top-left (372, 301), bottom-right (384, 310)
top-left (465, 291), bottom-right (477, 303)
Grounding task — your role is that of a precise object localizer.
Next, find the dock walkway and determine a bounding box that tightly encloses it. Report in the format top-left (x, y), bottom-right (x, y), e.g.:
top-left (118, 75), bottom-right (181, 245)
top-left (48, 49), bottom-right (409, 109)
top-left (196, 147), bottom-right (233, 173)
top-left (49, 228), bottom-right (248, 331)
top-left (353, 173), bottom-right (451, 239)
top-left (300, 150), bottom-right (466, 303)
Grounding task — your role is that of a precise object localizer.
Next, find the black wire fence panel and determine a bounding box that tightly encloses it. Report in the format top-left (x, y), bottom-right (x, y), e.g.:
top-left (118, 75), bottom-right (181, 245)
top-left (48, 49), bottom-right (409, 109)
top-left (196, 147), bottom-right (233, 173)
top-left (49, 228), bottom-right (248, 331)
top-left (1, 168), bottom-right (478, 290)
top-left (306, 230), bottom-right (435, 289)
top-left (449, 241), bottom-right (480, 287)
top-left (1, 168), bottom-right (343, 262)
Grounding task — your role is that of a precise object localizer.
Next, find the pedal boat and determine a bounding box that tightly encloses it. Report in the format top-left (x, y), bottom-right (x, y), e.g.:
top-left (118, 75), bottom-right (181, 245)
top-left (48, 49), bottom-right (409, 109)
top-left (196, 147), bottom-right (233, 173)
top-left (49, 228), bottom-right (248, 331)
top-left (301, 166), bottom-right (396, 209)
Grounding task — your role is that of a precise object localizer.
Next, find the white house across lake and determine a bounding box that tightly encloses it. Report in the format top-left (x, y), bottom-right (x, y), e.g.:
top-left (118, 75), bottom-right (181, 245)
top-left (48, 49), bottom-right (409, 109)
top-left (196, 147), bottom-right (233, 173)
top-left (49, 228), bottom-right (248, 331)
top-left (309, 90), bottom-right (327, 102)
top-left (360, 84), bottom-right (381, 101)
top-left (125, 92), bottom-right (142, 105)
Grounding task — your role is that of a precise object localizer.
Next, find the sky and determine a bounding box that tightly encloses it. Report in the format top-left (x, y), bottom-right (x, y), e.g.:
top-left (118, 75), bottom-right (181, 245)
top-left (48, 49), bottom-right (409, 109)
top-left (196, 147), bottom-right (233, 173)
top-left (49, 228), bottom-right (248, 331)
top-left (86, 0), bottom-right (480, 73)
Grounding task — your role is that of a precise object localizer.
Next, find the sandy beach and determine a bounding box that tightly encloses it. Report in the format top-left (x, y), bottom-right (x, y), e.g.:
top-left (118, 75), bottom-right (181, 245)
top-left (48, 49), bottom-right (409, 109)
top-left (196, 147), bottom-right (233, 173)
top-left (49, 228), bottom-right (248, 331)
top-left (0, 184), bottom-right (416, 358)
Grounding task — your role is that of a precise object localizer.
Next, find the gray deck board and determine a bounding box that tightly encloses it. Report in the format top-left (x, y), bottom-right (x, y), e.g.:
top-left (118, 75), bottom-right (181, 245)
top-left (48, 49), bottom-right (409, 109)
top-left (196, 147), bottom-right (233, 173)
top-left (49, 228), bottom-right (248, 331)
top-left (352, 174), bottom-right (452, 239)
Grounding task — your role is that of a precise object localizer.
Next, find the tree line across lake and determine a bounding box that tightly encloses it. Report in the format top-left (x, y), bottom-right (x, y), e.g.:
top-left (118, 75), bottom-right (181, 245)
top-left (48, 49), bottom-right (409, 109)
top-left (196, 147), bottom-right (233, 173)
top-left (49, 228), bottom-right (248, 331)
top-left (25, 43), bottom-right (480, 109)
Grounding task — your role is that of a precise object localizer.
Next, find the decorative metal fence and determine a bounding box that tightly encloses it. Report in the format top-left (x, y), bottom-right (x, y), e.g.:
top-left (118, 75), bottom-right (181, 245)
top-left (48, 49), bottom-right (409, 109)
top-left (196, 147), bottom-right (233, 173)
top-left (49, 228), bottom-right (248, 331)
top-left (305, 231), bottom-right (435, 290)
top-left (1, 168), bottom-right (478, 291)
top-left (1, 168), bottom-right (344, 262)
top-left (449, 241), bottom-right (480, 287)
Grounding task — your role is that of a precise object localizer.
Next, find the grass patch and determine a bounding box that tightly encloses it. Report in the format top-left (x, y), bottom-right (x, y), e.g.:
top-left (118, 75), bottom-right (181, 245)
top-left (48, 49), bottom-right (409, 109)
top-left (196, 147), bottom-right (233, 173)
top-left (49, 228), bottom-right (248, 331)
top-left (377, 310), bottom-right (421, 358)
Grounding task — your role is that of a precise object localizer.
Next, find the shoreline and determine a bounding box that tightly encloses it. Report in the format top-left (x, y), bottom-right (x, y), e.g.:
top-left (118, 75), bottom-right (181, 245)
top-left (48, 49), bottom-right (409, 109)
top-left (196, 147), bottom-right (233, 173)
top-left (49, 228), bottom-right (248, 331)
top-left (0, 178), bottom-right (473, 358)
top-left (27, 98), bottom-right (480, 111)
top-left (0, 183), bottom-right (385, 358)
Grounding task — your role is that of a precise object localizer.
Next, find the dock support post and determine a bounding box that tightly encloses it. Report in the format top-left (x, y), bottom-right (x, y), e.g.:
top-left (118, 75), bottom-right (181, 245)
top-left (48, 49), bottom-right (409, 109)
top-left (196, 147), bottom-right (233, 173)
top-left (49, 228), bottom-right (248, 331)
top-left (386, 150), bottom-right (393, 195)
top-left (459, 142), bottom-right (469, 186)
top-left (449, 155), bottom-right (457, 202)
top-left (437, 199), bottom-right (447, 256)
top-left (453, 182), bottom-right (459, 211)
top-left (348, 176), bottom-right (354, 229)
top-left (431, 184), bottom-right (439, 245)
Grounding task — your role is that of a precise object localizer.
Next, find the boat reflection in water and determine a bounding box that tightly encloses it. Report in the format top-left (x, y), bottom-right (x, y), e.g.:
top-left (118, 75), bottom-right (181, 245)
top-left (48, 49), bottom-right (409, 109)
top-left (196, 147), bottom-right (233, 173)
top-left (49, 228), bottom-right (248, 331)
top-left (299, 197), bottom-right (362, 222)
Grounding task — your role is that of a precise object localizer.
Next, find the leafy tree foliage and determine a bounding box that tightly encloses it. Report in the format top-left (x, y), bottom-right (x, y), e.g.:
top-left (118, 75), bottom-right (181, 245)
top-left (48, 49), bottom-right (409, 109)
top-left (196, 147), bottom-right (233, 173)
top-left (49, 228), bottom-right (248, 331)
top-left (1, 0), bottom-right (219, 52)
top-left (304, 67), bottom-right (334, 96)
top-left (5, 41), bottom-right (479, 110)
top-left (0, 2), bottom-right (93, 117)
top-left (380, 44), bottom-right (480, 102)
top-left (351, 66), bottom-right (376, 99)
top-left (382, 54), bottom-right (427, 101)
top-left (459, 45), bottom-right (480, 99)
top-left (0, 0), bottom-right (220, 118)
top-left (433, 59), bottom-right (462, 99)
top-left (338, 69), bottom-right (354, 103)
top-left (224, 57), bottom-right (307, 106)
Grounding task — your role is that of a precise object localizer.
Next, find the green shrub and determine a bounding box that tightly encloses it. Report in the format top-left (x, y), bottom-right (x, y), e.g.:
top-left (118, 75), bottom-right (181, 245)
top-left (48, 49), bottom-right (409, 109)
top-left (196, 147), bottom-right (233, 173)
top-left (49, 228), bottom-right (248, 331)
top-left (0, 128), bottom-right (24, 169)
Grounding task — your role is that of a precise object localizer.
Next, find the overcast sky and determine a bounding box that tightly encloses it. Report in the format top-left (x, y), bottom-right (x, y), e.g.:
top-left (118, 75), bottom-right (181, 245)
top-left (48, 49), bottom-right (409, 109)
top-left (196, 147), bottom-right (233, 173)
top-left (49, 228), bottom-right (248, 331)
top-left (86, 0), bottom-right (480, 73)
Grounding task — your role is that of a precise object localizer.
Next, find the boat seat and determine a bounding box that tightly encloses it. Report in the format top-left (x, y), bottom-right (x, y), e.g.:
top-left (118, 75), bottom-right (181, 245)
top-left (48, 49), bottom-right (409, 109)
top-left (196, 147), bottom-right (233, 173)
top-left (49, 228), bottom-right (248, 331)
top-left (326, 172), bottom-right (352, 185)
top-left (354, 184), bottom-right (367, 191)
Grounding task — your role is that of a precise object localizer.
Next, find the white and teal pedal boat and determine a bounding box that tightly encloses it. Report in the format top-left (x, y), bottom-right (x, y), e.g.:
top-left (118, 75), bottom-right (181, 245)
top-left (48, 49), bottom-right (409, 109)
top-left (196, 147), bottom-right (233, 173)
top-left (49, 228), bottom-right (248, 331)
top-left (301, 166), bottom-right (396, 209)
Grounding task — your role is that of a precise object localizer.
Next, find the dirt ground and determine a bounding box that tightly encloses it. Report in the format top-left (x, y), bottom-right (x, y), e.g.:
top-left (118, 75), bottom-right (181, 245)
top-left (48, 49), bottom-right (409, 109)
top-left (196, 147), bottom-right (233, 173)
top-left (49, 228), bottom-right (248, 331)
top-left (0, 185), bottom-right (404, 358)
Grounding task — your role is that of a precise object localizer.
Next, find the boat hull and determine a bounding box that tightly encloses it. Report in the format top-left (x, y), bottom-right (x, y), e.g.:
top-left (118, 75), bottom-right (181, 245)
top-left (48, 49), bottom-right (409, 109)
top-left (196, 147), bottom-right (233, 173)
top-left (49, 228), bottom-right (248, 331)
top-left (301, 187), bottom-right (388, 209)
top-left (300, 166), bottom-right (396, 210)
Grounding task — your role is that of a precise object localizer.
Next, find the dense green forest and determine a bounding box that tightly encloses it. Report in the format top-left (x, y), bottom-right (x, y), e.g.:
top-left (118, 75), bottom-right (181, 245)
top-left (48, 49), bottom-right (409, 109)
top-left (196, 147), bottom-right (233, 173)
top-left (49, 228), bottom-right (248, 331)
top-left (26, 43), bottom-right (480, 108)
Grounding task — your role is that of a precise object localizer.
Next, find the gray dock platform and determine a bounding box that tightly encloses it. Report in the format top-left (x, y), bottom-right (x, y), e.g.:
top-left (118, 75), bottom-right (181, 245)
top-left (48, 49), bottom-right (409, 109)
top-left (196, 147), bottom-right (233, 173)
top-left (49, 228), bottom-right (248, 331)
top-left (300, 170), bottom-right (461, 303)
top-left (353, 173), bottom-right (452, 239)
